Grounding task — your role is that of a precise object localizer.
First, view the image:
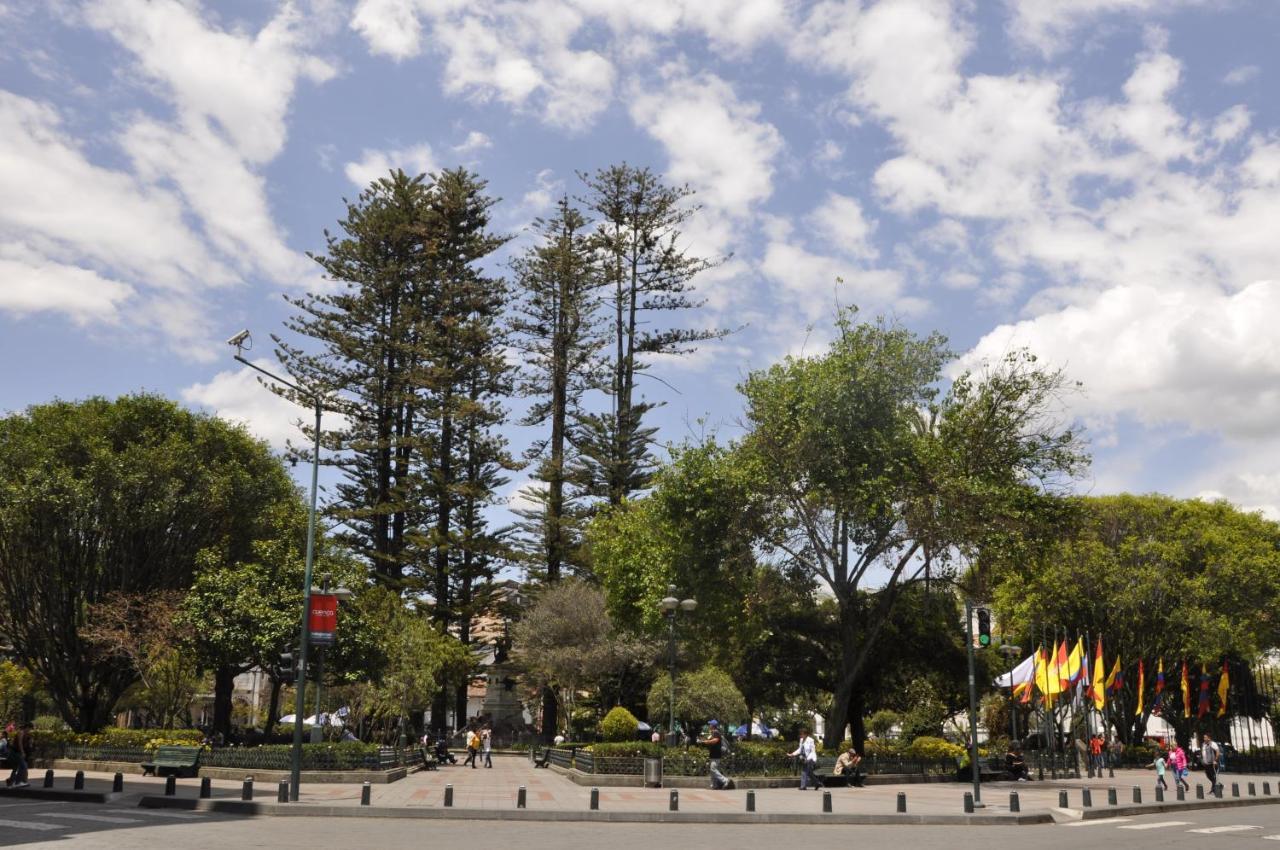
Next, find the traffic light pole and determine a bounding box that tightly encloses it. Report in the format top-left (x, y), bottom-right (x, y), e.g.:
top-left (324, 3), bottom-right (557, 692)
top-left (965, 598), bottom-right (984, 807)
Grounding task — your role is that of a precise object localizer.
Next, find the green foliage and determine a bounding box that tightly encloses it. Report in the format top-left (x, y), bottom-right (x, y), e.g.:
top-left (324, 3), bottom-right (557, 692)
top-left (867, 709), bottom-right (900, 738)
top-left (902, 736), bottom-right (965, 761)
top-left (0, 660), bottom-right (36, 721)
top-left (897, 679), bottom-right (948, 742)
top-left (73, 728), bottom-right (204, 749)
top-left (588, 741), bottom-right (664, 758)
top-left (600, 706), bottom-right (639, 742)
top-left (0, 394), bottom-right (297, 730)
top-left (646, 666), bottom-right (747, 730)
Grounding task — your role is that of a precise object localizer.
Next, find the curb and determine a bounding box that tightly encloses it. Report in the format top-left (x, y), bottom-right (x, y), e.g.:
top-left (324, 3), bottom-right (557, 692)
top-left (137, 796), bottom-right (1051, 825)
top-left (0, 787), bottom-right (117, 804)
top-left (1078, 795), bottom-right (1280, 820)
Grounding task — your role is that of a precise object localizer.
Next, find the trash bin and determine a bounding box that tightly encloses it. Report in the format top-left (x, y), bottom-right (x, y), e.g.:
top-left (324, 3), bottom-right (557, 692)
top-left (644, 757), bottom-right (663, 788)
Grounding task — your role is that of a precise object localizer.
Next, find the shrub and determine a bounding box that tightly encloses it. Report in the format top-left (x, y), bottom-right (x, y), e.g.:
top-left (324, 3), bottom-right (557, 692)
top-left (867, 710), bottom-right (900, 738)
top-left (902, 735), bottom-right (965, 761)
top-left (588, 741), bottom-right (664, 758)
top-left (863, 737), bottom-right (902, 757)
top-left (600, 706), bottom-right (639, 743)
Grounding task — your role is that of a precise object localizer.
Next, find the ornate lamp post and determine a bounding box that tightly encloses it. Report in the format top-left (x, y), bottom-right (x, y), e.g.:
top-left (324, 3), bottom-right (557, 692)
top-left (660, 585), bottom-right (697, 746)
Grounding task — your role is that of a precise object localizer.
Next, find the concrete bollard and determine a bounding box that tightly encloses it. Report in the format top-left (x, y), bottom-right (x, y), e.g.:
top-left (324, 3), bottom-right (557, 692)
top-left (74, 770), bottom-right (85, 790)
top-left (200, 777), bottom-right (212, 799)
top-left (1155, 785), bottom-right (1164, 802)
top-left (242, 777), bottom-right (253, 801)
top-left (1231, 783), bottom-right (1239, 798)
top-left (1107, 787), bottom-right (1117, 806)
top-left (1249, 782), bottom-right (1257, 797)
top-left (1058, 790), bottom-right (1069, 808)
top-left (1082, 787), bottom-right (1093, 807)
top-left (669, 790), bottom-right (679, 811)
top-left (822, 790), bottom-right (832, 813)
top-left (963, 792), bottom-right (974, 814)
top-left (1132, 786), bottom-right (1141, 804)
top-left (361, 782), bottom-right (371, 806)
top-left (517, 786), bottom-right (526, 809)
top-left (590, 787), bottom-right (599, 811)
top-left (1009, 791), bottom-right (1020, 813)
top-left (1196, 783), bottom-right (1204, 800)
top-left (897, 792), bottom-right (907, 813)
top-left (1177, 786), bottom-right (1185, 801)
top-left (746, 790), bottom-right (755, 812)
top-left (112, 772), bottom-right (123, 793)
top-left (277, 779), bottom-right (288, 803)
top-left (444, 784), bottom-right (454, 807)
top-left (43, 769), bottom-right (54, 788)
top-left (165, 775), bottom-right (176, 796)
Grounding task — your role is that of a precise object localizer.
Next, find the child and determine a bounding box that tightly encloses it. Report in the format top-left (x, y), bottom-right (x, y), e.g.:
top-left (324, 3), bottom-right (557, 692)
top-left (1149, 750), bottom-right (1168, 791)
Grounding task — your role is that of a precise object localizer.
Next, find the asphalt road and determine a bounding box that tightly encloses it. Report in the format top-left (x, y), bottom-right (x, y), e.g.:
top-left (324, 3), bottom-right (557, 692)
top-left (4, 796), bottom-right (1280, 848)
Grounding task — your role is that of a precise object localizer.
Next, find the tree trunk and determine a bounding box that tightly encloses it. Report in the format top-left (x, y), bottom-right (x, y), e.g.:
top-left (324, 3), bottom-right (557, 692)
top-left (430, 690), bottom-right (448, 736)
top-left (265, 677), bottom-right (283, 730)
top-left (213, 666), bottom-right (236, 737)
top-left (541, 687), bottom-right (558, 743)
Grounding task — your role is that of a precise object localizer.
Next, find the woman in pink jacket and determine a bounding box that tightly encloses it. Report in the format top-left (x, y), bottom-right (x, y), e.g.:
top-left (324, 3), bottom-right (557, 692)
top-left (1168, 744), bottom-right (1190, 791)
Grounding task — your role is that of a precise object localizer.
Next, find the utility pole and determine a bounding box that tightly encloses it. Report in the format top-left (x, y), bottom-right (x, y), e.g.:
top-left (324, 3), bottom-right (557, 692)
top-left (965, 598), bottom-right (984, 807)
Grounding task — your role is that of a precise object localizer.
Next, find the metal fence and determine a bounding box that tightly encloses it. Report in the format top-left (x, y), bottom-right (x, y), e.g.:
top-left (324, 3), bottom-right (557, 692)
top-left (540, 748), bottom-right (958, 778)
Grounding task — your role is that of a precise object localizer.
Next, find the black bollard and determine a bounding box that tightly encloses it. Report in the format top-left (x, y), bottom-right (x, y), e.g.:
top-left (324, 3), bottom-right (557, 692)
top-left (746, 789), bottom-right (756, 812)
top-left (43, 769), bottom-right (53, 788)
top-left (277, 779), bottom-right (288, 803)
top-left (1107, 787), bottom-right (1117, 806)
top-left (1087, 764), bottom-right (1095, 778)
top-left (897, 792), bottom-right (907, 813)
top-left (590, 787), bottom-right (599, 810)
top-left (242, 777), bottom-right (253, 801)
top-left (1231, 782), bottom-right (1239, 798)
top-left (822, 790), bottom-right (832, 813)
top-left (517, 785), bottom-right (526, 809)
top-left (963, 792), bottom-right (974, 814)
top-left (1155, 785), bottom-right (1164, 802)
top-left (165, 775), bottom-right (176, 796)
top-left (1108, 763), bottom-right (1115, 779)
top-left (74, 770), bottom-right (85, 790)
top-left (669, 789), bottom-right (679, 811)
top-left (1249, 782), bottom-right (1256, 797)
top-left (1132, 786), bottom-right (1141, 804)
top-left (360, 782), bottom-right (371, 806)
top-left (1082, 787), bottom-right (1093, 807)
top-left (1009, 791), bottom-right (1020, 813)
top-left (444, 784), bottom-right (453, 807)
top-left (1058, 790), bottom-right (1069, 808)
top-left (1196, 783), bottom-right (1204, 799)
top-left (200, 777), bottom-right (211, 799)
top-left (1177, 786), bottom-right (1185, 801)
top-left (1264, 782), bottom-right (1272, 796)
top-left (112, 772), bottom-right (123, 793)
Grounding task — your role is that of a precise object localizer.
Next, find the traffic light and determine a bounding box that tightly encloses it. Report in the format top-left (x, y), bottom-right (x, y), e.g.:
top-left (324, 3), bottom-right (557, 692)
top-left (278, 649), bottom-right (297, 677)
top-left (976, 608), bottom-right (992, 647)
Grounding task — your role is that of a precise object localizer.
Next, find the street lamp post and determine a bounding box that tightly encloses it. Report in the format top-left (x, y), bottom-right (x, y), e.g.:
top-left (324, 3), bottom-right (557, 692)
top-left (309, 574), bottom-right (354, 744)
top-left (999, 642), bottom-right (1022, 745)
top-left (660, 586), bottom-right (697, 746)
top-left (227, 331), bottom-right (322, 802)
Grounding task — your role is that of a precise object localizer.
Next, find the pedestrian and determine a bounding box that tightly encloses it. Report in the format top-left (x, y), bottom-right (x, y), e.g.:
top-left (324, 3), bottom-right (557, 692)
top-left (788, 727), bottom-right (821, 790)
top-left (651, 729), bottom-right (661, 744)
top-left (698, 720), bottom-right (734, 790)
top-left (1089, 734), bottom-right (1104, 772)
top-left (834, 747), bottom-right (866, 787)
top-left (1149, 750), bottom-right (1168, 791)
top-left (1004, 745), bottom-right (1029, 782)
top-left (482, 726), bottom-right (493, 768)
top-left (1106, 736), bottom-right (1122, 769)
top-left (1200, 732), bottom-right (1221, 792)
top-left (6, 722), bottom-right (30, 787)
top-left (1169, 743), bottom-right (1190, 791)
top-left (463, 727), bottom-right (480, 768)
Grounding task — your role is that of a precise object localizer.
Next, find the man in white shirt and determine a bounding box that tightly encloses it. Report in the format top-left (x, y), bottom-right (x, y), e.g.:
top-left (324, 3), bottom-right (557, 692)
top-left (788, 727), bottom-right (821, 790)
top-left (1200, 733), bottom-right (1221, 791)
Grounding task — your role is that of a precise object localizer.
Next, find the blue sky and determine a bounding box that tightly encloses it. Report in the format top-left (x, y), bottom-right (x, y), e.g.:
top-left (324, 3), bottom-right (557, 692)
top-left (2, 0), bottom-right (1279, 521)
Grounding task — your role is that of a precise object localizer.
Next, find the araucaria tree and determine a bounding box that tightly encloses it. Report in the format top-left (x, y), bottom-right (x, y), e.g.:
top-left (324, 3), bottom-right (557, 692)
top-left (576, 164), bottom-right (726, 506)
top-left (739, 310), bottom-right (1087, 747)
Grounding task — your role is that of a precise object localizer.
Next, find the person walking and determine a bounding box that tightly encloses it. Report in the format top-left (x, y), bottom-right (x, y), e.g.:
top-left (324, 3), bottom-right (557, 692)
top-left (698, 720), bottom-right (734, 790)
top-left (1200, 732), bottom-right (1221, 792)
top-left (6, 723), bottom-right (31, 787)
top-left (1169, 743), bottom-right (1190, 791)
top-left (463, 727), bottom-right (480, 768)
top-left (481, 726), bottom-right (493, 768)
top-left (789, 727), bottom-right (821, 790)
top-left (1149, 750), bottom-right (1168, 791)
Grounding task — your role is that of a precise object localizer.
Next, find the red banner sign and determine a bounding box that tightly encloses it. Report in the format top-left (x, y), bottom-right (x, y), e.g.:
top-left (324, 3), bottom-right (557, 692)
top-left (308, 594), bottom-right (338, 646)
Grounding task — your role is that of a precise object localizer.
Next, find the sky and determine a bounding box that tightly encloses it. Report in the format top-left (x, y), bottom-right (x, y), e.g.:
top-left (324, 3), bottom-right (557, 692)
top-left (2, 0), bottom-right (1279, 521)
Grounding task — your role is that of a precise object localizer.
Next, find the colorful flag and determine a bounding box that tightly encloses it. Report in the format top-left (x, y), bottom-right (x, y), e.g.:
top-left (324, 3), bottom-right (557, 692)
top-left (1033, 645), bottom-right (1052, 698)
top-left (1064, 638), bottom-right (1085, 687)
top-left (1106, 655), bottom-right (1124, 694)
top-left (1155, 658), bottom-right (1165, 695)
top-left (1134, 659), bottom-right (1145, 716)
top-left (1217, 662), bottom-right (1230, 717)
top-left (1089, 638), bottom-right (1106, 710)
top-left (1181, 661), bottom-right (1191, 715)
top-left (1198, 666), bottom-right (1211, 719)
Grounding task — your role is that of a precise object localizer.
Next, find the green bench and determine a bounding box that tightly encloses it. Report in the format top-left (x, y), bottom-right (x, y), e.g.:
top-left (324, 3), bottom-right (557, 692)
top-left (141, 745), bottom-right (201, 778)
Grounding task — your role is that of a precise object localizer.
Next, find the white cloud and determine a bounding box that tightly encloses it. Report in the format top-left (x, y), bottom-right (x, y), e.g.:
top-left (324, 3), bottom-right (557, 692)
top-left (0, 243), bottom-right (134, 324)
top-left (344, 144), bottom-right (439, 187)
top-left (630, 66), bottom-right (783, 215)
top-left (350, 0), bottom-right (427, 60)
top-left (1004, 0), bottom-right (1216, 55)
top-left (809, 192), bottom-right (877, 259)
top-left (181, 359), bottom-right (316, 450)
top-left (1222, 64), bottom-right (1259, 86)
top-left (453, 130), bottom-right (493, 153)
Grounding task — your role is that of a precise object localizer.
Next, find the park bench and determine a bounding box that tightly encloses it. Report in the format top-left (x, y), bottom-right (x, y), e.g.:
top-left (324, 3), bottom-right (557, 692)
top-left (533, 747), bottom-right (551, 768)
top-left (419, 747), bottom-right (438, 770)
top-left (813, 756), bottom-right (865, 788)
top-left (141, 745), bottom-right (201, 778)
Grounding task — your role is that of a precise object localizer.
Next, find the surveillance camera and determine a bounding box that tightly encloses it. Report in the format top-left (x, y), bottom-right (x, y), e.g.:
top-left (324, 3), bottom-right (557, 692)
top-left (226, 329), bottom-right (252, 349)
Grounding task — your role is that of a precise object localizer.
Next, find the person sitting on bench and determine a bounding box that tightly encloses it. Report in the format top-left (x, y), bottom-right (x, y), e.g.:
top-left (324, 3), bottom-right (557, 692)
top-left (833, 748), bottom-right (865, 787)
top-left (435, 739), bottom-right (458, 765)
top-left (1005, 746), bottom-right (1029, 781)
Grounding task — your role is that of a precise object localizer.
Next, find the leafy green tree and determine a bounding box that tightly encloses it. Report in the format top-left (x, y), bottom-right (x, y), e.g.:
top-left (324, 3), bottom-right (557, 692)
top-left (646, 666), bottom-right (747, 732)
top-left (600, 705), bottom-right (639, 742)
top-left (0, 395), bottom-right (296, 730)
top-left (993, 494), bottom-right (1280, 743)
top-left (0, 660), bottom-right (36, 723)
top-left (738, 311), bottom-right (1086, 746)
top-left (867, 709), bottom-right (900, 739)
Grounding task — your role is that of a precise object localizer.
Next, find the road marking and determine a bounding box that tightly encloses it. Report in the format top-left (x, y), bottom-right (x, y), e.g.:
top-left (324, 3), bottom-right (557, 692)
top-left (1187, 825), bottom-right (1260, 833)
top-left (0, 817), bottom-right (62, 831)
top-left (125, 809), bottom-right (201, 819)
top-left (1262, 835), bottom-right (1280, 841)
top-left (1064, 818), bottom-right (1133, 826)
top-left (38, 811), bottom-right (142, 824)
top-left (1118, 821), bottom-right (1193, 830)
